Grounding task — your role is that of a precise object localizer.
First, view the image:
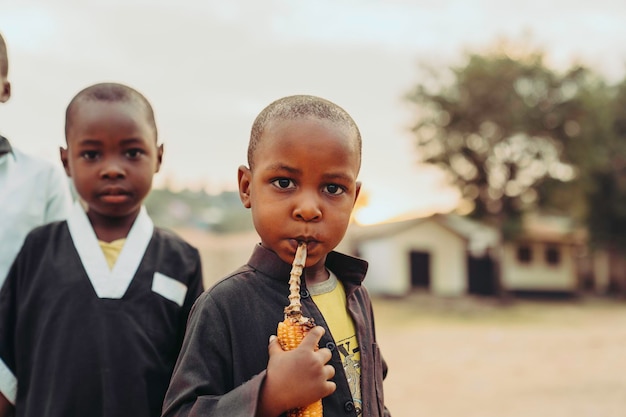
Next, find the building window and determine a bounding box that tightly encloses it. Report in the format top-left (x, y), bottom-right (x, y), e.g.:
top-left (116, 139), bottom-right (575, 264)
top-left (516, 245), bottom-right (532, 264)
top-left (545, 245), bottom-right (561, 266)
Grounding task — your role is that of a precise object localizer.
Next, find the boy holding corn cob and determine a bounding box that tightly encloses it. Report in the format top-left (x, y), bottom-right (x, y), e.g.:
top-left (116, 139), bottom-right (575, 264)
top-left (162, 95), bottom-right (390, 417)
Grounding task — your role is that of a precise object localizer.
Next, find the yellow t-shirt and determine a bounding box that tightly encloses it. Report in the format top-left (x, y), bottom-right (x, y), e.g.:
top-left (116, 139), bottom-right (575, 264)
top-left (310, 271), bottom-right (362, 414)
top-left (98, 238), bottom-right (126, 270)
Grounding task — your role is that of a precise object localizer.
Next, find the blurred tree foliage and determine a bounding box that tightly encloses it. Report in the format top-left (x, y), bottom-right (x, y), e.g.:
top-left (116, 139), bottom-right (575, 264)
top-left (405, 44), bottom-right (626, 250)
top-left (586, 80), bottom-right (626, 251)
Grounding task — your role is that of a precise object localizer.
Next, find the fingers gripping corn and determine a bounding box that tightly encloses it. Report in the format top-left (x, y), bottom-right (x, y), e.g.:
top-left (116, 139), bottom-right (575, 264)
top-left (276, 242), bottom-right (323, 417)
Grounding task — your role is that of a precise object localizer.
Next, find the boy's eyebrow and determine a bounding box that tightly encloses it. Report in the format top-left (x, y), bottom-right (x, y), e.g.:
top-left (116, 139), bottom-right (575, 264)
top-left (263, 163), bottom-right (301, 175)
top-left (119, 137), bottom-right (148, 145)
top-left (74, 138), bottom-right (103, 147)
top-left (320, 172), bottom-right (354, 183)
top-left (262, 163), bottom-right (354, 182)
top-left (74, 137), bottom-right (146, 146)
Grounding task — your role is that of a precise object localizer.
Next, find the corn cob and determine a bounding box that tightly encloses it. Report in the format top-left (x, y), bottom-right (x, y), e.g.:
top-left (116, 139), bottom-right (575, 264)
top-left (277, 242), bottom-right (323, 417)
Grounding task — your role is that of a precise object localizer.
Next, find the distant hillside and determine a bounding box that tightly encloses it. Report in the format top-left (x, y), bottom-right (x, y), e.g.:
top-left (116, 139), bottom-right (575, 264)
top-left (144, 188), bottom-right (254, 233)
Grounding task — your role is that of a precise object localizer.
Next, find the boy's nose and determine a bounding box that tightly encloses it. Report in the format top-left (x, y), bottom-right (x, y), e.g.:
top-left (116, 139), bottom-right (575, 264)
top-left (100, 162), bottom-right (125, 179)
top-left (293, 193), bottom-right (322, 222)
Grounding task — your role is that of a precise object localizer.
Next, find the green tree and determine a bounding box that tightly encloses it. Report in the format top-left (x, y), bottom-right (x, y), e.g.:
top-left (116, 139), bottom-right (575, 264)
top-left (585, 79), bottom-right (626, 252)
top-left (405, 45), bottom-right (605, 239)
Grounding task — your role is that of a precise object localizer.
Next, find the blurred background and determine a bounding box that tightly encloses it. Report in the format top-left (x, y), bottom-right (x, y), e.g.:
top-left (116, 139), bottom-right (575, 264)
top-left (2, 1), bottom-right (626, 415)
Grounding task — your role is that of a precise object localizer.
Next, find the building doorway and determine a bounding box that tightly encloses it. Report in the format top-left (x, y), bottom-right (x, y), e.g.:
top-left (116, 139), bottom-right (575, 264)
top-left (410, 250), bottom-right (430, 290)
top-left (468, 255), bottom-right (496, 295)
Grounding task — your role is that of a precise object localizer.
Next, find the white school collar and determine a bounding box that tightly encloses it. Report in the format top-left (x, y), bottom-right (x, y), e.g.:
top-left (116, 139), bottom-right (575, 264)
top-left (67, 201), bottom-right (154, 299)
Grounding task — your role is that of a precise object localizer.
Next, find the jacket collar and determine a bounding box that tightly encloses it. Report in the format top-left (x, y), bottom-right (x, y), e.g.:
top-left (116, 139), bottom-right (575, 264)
top-left (67, 200), bottom-right (154, 299)
top-left (247, 243), bottom-right (368, 289)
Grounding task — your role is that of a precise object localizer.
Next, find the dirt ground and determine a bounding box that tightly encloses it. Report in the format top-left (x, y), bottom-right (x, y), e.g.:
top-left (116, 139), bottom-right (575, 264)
top-left (372, 293), bottom-right (626, 417)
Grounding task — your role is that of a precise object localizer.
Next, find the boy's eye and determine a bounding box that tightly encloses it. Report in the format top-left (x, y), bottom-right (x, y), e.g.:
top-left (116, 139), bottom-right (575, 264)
top-left (125, 149), bottom-right (144, 159)
top-left (324, 184), bottom-right (345, 195)
top-left (81, 151), bottom-right (99, 161)
top-left (271, 178), bottom-right (295, 189)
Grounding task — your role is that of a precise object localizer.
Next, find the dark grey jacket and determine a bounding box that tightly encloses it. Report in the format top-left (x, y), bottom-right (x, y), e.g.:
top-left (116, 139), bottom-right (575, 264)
top-left (162, 244), bottom-right (390, 417)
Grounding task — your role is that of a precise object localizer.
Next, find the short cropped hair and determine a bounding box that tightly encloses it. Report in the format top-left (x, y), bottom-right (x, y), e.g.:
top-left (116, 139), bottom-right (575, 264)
top-left (248, 95), bottom-right (362, 170)
top-left (0, 32), bottom-right (8, 77)
top-left (65, 82), bottom-right (157, 139)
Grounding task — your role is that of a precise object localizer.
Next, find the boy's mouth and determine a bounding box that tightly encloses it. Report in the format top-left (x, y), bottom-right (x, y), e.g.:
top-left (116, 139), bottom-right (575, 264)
top-left (100, 194), bottom-right (131, 204)
top-left (291, 237), bottom-right (319, 252)
top-left (99, 187), bottom-right (131, 204)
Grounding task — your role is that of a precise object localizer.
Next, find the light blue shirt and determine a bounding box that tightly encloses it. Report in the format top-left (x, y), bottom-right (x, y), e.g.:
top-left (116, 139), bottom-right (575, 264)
top-left (0, 147), bottom-right (72, 287)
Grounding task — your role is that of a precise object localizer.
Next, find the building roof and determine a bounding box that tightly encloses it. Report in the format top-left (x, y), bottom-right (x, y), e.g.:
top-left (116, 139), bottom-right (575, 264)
top-left (347, 213), bottom-right (500, 256)
top-left (516, 213), bottom-right (587, 245)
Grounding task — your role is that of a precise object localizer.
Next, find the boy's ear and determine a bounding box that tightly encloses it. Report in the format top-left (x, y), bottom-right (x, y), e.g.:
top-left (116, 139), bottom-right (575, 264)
top-left (59, 146), bottom-right (71, 177)
top-left (155, 143), bottom-right (164, 173)
top-left (0, 81), bottom-right (11, 103)
top-left (237, 165), bottom-right (252, 208)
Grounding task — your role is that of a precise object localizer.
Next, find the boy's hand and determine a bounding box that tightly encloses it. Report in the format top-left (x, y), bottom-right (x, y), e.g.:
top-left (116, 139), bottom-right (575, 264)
top-left (257, 326), bottom-right (336, 417)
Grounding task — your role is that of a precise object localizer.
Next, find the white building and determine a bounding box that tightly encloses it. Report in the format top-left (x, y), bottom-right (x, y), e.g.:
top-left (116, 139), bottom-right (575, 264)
top-left (500, 213), bottom-right (586, 293)
top-left (342, 213), bottom-right (586, 297)
top-left (340, 214), bottom-right (499, 297)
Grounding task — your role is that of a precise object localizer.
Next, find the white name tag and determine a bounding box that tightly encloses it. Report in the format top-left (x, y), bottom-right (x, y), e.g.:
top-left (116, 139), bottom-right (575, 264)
top-left (152, 272), bottom-right (187, 307)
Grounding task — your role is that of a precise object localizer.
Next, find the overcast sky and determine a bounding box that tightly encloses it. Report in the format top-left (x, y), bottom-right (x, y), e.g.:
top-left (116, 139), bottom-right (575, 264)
top-left (2, 1), bottom-right (626, 224)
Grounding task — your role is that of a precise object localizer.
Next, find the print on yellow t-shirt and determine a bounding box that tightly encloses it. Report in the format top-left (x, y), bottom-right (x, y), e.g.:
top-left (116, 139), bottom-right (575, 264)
top-left (310, 271), bottom-right (362, 415)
